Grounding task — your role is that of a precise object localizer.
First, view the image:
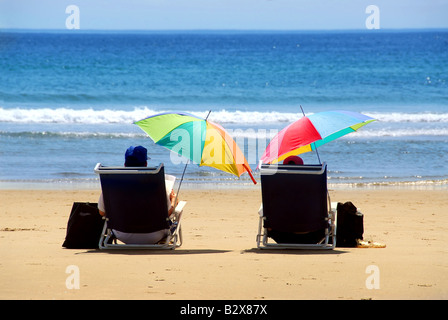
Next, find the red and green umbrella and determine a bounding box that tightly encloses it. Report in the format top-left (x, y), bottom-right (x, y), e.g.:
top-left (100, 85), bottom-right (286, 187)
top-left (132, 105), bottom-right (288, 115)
top-left (260, 110), bottom-right (376, 164)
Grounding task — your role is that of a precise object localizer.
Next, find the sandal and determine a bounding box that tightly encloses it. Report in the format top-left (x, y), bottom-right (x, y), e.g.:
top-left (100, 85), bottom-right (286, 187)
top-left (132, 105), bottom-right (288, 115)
top-left (356, 239), bottom-right (386, 248)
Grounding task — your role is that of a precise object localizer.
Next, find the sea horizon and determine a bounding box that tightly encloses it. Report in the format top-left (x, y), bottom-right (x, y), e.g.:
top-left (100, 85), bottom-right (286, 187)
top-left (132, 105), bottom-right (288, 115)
top-left (2, 27), bottom-right (448, 34)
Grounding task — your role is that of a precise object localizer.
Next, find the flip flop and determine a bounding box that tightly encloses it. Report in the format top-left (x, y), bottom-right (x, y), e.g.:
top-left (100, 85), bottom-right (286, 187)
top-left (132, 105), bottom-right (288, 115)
top-left (356, 239), bottom-right (386, 248)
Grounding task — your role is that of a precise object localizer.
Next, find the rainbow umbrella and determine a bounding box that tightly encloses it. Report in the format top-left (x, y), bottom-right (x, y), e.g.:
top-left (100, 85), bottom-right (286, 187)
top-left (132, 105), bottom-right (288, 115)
top-left (260, 110), bottom-right (376, 164)
top-left (135, 112), bottom-right (257, 184)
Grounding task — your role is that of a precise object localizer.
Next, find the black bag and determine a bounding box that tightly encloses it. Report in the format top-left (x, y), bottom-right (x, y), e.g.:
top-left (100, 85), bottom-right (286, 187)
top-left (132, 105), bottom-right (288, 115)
top-left (336, 201), bottom-right (364, 247)
top-left (62, 202), bottom-right (104, 249)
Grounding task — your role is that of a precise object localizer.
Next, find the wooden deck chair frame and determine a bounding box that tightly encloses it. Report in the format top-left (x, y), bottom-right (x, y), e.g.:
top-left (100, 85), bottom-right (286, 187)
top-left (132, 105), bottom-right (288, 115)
top-left (94, 163), bottom-right (186, 250)
top-left (256, 162), bottom-right (336, 250)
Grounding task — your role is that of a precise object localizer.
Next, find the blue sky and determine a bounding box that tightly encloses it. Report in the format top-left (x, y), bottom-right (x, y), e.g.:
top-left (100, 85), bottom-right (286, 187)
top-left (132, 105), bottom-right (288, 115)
top-left (1, 0), bottom-right (447, 30)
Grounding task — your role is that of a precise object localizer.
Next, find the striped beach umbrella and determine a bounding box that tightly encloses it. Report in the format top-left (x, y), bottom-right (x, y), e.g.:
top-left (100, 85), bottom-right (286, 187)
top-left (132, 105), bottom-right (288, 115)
top-left (135, 111), bottom-right (256, 184)
top-left (260, 110), bottom-right (376, 164)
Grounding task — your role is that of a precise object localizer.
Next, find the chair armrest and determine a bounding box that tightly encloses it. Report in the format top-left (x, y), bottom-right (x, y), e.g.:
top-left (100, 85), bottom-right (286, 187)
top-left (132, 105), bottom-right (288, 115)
top-left (330, 202), bottom-right (338, 212)
top-left (169, 201), bottom-right (187, 222)
top-left (174, 201), bottom-right (187, 215)
top-left (258, 204), bottom-right (263, 217)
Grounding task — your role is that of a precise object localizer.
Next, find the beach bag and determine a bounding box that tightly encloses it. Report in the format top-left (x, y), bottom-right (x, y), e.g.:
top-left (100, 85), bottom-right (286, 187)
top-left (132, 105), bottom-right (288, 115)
top-left (336, 201), bottom-right (364, 247)
top-left (62, 202), bottom-right (104, 249)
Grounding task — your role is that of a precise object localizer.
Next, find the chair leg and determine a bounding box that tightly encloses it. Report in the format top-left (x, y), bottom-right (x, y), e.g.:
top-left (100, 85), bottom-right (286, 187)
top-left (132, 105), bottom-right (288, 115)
top-left (98, 217), bottom-right (184, 250)
top-left (178, 224), bottom-right (183, 247)
top-left (98, 220), bottom-right (108, 249)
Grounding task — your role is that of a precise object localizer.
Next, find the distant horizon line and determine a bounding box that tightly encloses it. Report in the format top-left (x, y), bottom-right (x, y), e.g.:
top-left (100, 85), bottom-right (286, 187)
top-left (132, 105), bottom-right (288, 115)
top-left (1, 27), bottom-right (448, 34)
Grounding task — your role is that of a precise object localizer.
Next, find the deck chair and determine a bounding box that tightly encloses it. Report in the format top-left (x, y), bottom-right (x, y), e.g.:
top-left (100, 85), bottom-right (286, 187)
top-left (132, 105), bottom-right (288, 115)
top-left (256, 162), bottom-right (336, 249)
top-left (94, 163), bottom-right (186, 250)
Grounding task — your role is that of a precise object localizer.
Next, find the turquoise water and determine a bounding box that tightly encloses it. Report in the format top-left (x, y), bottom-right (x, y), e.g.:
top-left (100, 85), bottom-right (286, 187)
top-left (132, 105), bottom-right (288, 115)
top-left (1, 30), bottom-right (447, 189)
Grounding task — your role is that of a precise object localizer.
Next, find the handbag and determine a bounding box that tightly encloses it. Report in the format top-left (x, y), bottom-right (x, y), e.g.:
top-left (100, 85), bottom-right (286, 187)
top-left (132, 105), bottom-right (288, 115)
top-left (62, 202), bottom-right (104, 249)
top-left (336, 201), bottom-right (364, 247)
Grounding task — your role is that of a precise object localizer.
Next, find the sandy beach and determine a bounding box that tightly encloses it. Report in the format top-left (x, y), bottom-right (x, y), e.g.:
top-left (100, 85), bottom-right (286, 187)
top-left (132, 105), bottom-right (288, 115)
top-left (0, 186), bottom-right (447, 300)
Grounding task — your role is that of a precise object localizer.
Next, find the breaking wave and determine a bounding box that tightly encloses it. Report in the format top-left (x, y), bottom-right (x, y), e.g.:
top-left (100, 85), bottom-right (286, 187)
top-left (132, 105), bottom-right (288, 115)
top-left (1, 106), bottom-right (448, 125)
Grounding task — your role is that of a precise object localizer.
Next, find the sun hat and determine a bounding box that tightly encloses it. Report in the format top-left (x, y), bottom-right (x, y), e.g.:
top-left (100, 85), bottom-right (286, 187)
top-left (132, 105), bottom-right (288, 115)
top-left (283, 155), bottom-right (304, 165)
top-left (124, 146), bottom-right (149, 167)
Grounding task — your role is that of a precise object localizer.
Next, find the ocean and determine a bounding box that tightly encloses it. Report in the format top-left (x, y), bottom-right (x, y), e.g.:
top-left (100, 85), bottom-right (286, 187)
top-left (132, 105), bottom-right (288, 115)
top-left (1, 30), bottom-right (447, 190)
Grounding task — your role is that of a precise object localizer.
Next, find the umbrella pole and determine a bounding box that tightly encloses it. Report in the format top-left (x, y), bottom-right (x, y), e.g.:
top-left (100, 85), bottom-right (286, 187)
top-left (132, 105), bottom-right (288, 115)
top-left (300, 105), bottom-right (321, 165)
top-left (173, 110), bottom-right (212, 212)
top-left (300, 107), bottom-right (331, 210)
top-left (173, 158), bottom-right (189, 211)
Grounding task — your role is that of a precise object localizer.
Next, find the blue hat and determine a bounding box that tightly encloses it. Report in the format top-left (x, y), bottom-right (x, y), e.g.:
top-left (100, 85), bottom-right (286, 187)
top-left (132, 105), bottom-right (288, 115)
top-left (124, 146), bottom-right (149, 167)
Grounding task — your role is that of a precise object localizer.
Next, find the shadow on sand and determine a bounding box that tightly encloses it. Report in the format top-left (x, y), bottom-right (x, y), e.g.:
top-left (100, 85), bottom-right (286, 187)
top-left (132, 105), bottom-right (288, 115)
top-left (76, 248), bottom-right (232, 256)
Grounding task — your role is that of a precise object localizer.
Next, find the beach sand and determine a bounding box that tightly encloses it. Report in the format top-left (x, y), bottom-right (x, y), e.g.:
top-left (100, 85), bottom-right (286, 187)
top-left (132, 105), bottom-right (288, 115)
top-left (0, 187), bottom-right (447, 300)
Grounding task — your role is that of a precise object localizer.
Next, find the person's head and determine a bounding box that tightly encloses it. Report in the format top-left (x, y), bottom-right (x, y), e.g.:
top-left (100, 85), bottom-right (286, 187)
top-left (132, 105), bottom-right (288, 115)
top-left (124, 146), bottom-right (149, 167)
top-left (283, 155), bottom-right (304, 165)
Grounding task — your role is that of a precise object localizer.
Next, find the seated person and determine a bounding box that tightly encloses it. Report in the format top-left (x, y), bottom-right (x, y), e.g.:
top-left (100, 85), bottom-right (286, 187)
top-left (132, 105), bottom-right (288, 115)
top-left (97, 145), bottom-right (179, 244)
top-left (258, 155), bottom-right (326, 244)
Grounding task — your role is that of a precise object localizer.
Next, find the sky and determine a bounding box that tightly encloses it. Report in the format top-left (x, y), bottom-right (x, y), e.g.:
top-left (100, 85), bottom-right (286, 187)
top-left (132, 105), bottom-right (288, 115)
top-left (0, 0), bottom-right (447, 31)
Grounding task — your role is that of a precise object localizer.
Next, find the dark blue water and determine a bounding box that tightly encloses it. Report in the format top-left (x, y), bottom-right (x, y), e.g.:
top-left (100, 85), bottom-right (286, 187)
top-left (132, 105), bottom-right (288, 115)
top-left (1, 30), bottom-right (447, 189)
top-left (1, 30), bottom-right (447, 109)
